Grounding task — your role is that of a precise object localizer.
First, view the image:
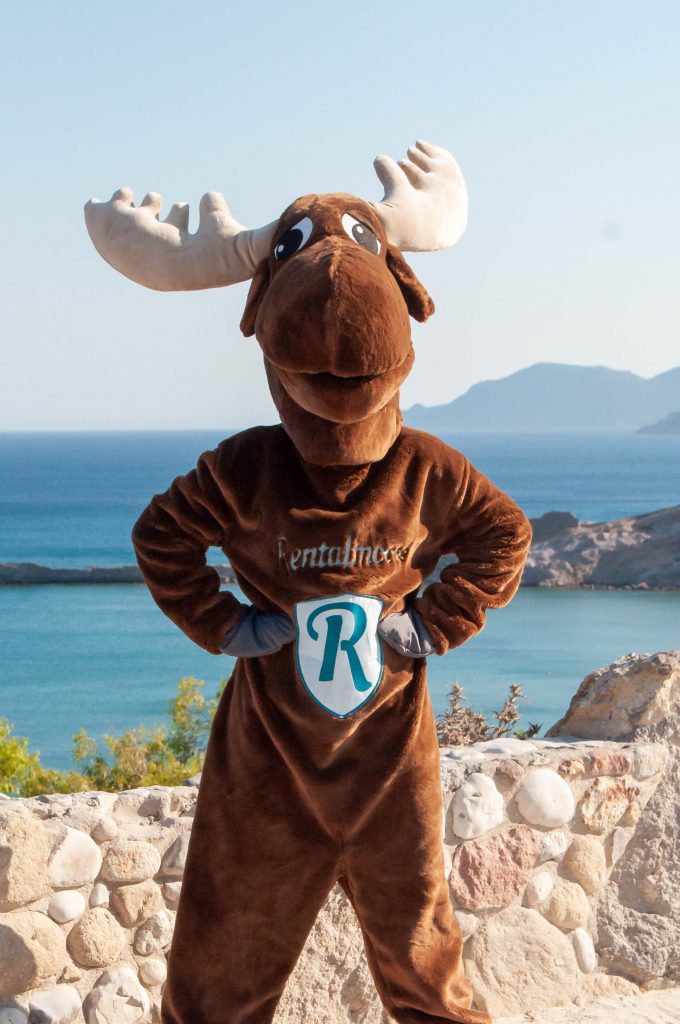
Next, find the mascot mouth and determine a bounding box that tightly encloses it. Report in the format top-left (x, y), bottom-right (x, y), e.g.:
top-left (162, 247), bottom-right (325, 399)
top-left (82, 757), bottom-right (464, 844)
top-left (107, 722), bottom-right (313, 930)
top-left (310, 371), bottom-right (381, 388)
top-left (272, 355), bottom-right (414, 424)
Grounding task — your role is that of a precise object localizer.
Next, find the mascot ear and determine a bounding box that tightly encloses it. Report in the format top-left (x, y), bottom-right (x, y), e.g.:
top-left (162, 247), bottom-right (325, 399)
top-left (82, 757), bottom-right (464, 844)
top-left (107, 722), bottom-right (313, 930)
top-left (240, 259), bottom-right (272, 337)
top-left (385, 246), bottom-right (435, 323)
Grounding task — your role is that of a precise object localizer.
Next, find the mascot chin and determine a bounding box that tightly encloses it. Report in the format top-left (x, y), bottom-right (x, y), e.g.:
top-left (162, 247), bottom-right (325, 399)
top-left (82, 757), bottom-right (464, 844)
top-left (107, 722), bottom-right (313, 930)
top-left (85, 140), bottom-right (532, 1024)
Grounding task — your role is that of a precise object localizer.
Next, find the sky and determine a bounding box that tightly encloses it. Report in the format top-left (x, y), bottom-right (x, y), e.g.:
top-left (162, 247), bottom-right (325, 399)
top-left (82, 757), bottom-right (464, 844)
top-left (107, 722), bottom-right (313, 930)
top-left (1, 0), bottom-right (678, 430)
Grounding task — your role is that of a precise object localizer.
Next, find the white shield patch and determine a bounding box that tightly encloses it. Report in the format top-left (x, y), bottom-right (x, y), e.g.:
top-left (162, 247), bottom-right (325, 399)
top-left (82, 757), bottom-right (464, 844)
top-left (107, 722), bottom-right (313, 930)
top-left (294, 593), bottom-right (384, 717)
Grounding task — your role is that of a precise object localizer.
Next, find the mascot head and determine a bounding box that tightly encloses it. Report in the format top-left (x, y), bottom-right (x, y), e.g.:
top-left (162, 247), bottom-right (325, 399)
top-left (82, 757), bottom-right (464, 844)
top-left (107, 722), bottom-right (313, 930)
top-left (85, 141), bottom-right (467, 465)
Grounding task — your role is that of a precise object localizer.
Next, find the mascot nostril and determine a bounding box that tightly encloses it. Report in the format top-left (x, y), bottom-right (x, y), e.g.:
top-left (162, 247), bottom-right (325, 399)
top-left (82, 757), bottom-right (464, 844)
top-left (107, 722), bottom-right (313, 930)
top-left (85, 139), bottom-right (532, 1024)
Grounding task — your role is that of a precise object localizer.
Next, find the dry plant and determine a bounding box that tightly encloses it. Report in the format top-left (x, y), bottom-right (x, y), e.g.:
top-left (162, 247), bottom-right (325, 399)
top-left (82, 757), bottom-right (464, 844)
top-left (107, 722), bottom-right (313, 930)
top-left (436, 681), bottom-right (542, 747)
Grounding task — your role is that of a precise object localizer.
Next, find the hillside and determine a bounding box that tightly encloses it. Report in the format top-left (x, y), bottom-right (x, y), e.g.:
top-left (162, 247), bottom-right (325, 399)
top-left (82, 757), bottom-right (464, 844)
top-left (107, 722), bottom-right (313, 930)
top-left (637, 411), bottom-right (680, 434)
top-left (405, 362), bottom-right (680, 432)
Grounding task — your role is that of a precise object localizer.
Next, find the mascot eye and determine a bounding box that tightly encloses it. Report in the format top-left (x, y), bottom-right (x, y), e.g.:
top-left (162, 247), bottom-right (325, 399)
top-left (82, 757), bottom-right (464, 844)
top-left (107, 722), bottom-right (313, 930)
top-left (341, 214), bottom-right (381, 255)
top-left (273, 217), bottom-right (314, 260)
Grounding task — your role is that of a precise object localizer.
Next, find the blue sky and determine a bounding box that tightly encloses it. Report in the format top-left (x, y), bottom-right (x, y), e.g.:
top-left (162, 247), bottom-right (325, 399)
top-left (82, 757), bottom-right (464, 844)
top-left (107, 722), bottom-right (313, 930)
top-left (1, 1), bottom-right (678, 429)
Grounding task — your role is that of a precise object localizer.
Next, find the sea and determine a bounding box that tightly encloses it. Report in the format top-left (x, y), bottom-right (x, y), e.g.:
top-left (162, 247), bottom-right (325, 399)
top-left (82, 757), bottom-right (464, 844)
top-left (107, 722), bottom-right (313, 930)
top-left (1, 428), bottom-right (679, 770)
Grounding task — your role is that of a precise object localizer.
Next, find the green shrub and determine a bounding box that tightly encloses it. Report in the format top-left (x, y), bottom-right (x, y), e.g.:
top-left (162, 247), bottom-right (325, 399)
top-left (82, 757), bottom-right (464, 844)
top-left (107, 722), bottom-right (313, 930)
top-left (0, 676), bottom-right (227, 797)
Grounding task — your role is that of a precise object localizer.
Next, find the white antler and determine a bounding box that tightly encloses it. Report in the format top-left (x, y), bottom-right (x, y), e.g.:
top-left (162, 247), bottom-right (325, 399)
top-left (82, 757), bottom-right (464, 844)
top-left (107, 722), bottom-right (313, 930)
top-left (84, 188), bottom-right (277, 290)
top-left (372, 139), bottom-right (468, 252)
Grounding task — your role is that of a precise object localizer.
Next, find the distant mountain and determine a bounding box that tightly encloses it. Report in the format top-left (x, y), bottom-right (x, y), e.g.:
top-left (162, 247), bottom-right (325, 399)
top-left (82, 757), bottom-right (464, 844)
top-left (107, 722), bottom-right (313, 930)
top-left (637, 411), bottom-right (680, 435)
top-left (404, 362), bottom-right (680, 432)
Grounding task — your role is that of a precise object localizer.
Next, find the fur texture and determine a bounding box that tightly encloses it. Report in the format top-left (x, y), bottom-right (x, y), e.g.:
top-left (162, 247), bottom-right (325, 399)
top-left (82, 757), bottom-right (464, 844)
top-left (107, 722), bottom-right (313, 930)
top-left (131, 192), bottom-right (532, 1023)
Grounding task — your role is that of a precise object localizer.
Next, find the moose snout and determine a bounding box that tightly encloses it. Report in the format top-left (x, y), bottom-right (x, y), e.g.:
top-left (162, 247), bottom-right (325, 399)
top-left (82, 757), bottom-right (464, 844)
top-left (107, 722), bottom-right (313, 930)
top-left (255, 239), bottom-right (413, 378)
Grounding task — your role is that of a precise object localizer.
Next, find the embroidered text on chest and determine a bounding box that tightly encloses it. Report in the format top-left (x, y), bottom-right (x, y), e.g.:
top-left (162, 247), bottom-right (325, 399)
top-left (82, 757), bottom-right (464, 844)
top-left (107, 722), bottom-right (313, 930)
top-left (277, 535), bottom-right (412, 573)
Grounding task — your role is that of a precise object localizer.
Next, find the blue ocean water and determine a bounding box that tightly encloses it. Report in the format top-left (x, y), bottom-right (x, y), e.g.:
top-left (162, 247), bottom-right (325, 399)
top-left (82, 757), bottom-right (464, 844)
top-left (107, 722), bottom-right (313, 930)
top-left (1, 429), bottom-right (679, 770)
top-left (1, 429), bottom-right (679, 567)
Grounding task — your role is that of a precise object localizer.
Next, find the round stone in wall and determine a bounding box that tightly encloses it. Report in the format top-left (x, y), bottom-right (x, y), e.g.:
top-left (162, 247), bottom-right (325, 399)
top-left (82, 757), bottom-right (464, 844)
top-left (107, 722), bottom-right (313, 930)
top-left (536, 829), bottom-right (569, 863)
top-left (544, 878), bottom-right (591, 931)
top-left (523, 869), bottom-right (554, 906)
top-left (464, 904), bottom-right (580, 1016)
top-left (48, 826), bottom-right (102, 889)
top-left (563, 834), bottom-right (607, 894)
top-left (0, 910), bottom-right (67, 995)
top-left (89, 883), bottom-right (109, 908)
top-left (572, 926), bottom-right (597, 973)
top-left (28, 984), bottom-right (81, 1024)
top-left (515, 768), bottom-right (575, 827)
top-left (100, 839), bottom-right (161, 884)
top-left (91, 816), bottom-right (118, 843)
top-left (450, 772), bottom-right (505, 839)
top-left (83, 965), bottom-right (150, 1024)
top-left (449, 824), bottom-right (539, 911)
top-left (109, 878), bottom-right (164, 928)
top-left (66, 907), bottom-right (126, 968)
top-left (134, 910), bottom-right (175, 956)
top-left (138, 957), bottom-right (168, 987)
top-left (160, 832), bottom-right (190, 879)
top-left (0, 810), bottom-right (50, 911)
top-left (48, 890), bottom-right (86, 924)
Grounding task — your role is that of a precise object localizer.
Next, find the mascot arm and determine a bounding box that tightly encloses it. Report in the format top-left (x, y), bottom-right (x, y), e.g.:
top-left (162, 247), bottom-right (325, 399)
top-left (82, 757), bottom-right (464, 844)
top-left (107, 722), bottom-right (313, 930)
top-left (131, 448), bottom-right (247, 654)
top-left (414, 455), bottom-right (533, 655)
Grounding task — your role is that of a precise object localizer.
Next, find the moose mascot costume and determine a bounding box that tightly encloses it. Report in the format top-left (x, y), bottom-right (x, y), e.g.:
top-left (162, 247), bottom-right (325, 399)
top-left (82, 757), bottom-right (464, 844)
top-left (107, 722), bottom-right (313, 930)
top-left (85, 140), bottom-right (532, 1024)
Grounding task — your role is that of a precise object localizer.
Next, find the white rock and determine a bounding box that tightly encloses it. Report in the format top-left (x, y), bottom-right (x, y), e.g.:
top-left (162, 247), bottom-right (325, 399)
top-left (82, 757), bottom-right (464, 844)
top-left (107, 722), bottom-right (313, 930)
top-left (524, 870), bottom-right (555, 906)
top-left (159, 832), bottom-right (190, 878)
top-left (454, 910), bottom-right (478, 940)
top-left (28, 984), bottom-right (81, 1024)
top-left (515, 768), bottom-right (575, 827)
top-left (0, 1010), bottom-right (28, 1024)
top-left (48, 890), bottom-right (86, 924)
top-left (443, 748), bottom-right (486, 763)
top-left (450, 772), bottom-right (505, 839)
top-left (79, 792), bottom-right (117, 816)
top-left (134, 910), bottom-right (175, 955)
top-left (572, 926), bottom-right (597, 973)
top-left (536, 829), bottom-right (569, 863)
top-left (100, 840), bottom-right (161, 884)
top-left (84, 964), bottom-right (150, 1024)
top-left (91, 817), bottom-right (118, 843)
top-left (90, 883), bottom-right (109, 908)
top-left (138, 958), bottom-right (167, 987)
top-left (161, 881), bottom-right (181, 909)
top-left (473, 738), bottom-right (538, 754)
top-left (49, 826), bottom-right (102, 888)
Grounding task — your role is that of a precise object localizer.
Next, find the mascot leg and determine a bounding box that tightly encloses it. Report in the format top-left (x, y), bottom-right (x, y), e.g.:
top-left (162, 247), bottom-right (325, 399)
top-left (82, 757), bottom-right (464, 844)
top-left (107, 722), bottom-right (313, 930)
top-left (338, 703), bottom-right (492, 1024)
top-left (160, 676), bottom-right (339, 1024)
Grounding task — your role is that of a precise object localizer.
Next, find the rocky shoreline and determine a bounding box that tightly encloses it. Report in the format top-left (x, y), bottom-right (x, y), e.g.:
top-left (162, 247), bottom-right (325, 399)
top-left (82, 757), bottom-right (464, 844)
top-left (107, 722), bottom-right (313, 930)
top-left (524, 504), bottom-right (680, 589)
top-left (2, 503), bottom-right (679, 589)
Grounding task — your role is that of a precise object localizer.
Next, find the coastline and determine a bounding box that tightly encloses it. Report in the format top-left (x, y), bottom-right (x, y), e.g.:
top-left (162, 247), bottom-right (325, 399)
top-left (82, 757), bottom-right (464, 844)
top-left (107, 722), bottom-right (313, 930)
top-left (1, 564), bottom-right (678, 591)
top-left (3, 500), bottom-right (680, 591)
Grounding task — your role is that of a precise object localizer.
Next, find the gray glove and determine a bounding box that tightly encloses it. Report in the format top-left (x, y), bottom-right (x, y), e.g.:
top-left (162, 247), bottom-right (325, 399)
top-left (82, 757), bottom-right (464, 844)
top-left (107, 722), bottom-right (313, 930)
top-left (378, 608), bottom-right (436, 658)
top-left (219, 607), bottom-right (296, 657)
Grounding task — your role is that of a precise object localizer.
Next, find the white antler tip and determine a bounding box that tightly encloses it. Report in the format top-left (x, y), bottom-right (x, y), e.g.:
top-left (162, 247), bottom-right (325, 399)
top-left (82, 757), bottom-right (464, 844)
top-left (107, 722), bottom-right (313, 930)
top-left (111, 187), bottom-right (134, 204)
top-left (372, 139), bottom-right (468, 251)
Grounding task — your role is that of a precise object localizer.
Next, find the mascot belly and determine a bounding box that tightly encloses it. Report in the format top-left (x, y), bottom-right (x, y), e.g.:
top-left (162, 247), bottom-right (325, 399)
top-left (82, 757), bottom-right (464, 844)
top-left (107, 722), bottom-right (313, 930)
top-left (85, 141), bottom-right (532, 1024)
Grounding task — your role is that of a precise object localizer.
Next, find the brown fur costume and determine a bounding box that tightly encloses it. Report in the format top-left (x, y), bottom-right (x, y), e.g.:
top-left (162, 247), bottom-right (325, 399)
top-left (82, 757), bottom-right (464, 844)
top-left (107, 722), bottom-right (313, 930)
top-left (86, 156), bottom-right (532, 1024)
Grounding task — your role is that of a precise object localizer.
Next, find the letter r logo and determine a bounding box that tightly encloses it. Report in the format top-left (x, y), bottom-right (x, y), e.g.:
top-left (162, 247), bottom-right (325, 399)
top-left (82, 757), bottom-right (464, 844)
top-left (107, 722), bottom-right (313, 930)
top-left (294, 594), bottom-right (384, 717)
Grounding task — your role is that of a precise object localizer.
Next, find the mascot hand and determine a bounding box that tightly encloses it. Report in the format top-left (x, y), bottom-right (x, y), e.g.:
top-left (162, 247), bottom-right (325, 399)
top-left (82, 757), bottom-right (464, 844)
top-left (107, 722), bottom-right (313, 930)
top-left (378, 609), bottom-right (436, 658)
top-left (219, 607), bottom-right (296, 657)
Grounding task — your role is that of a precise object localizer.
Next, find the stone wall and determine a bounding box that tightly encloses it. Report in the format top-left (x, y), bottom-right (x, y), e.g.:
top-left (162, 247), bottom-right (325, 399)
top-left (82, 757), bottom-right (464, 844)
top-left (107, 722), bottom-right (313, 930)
top-left (0, 651), bottom-right (677, 1024)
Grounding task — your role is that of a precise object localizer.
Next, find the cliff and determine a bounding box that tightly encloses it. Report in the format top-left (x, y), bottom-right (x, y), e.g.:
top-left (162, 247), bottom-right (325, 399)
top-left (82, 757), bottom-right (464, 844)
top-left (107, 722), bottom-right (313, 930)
top-left (524, 505), bottom-right (680, 588)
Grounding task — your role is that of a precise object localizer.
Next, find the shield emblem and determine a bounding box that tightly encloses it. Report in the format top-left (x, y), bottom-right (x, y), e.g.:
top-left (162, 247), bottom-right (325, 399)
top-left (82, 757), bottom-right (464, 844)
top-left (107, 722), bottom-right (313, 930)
top-left (294, 593), bottom-right (384, 717)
